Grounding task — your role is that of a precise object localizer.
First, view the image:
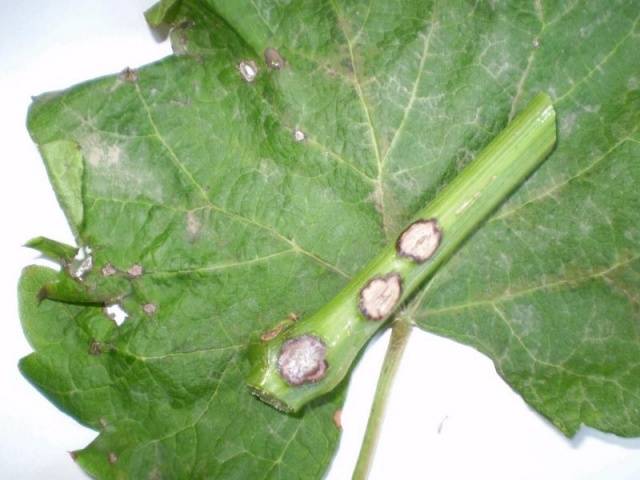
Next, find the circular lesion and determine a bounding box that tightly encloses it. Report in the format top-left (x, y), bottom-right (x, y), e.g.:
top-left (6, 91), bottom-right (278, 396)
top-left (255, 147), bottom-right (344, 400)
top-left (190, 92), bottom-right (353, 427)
top-left (396, 218), bottom-right (442, 263)
top-left (359, 273), bottom-right (403, 321)
top-left (277, 334), bottom-right (328, 386)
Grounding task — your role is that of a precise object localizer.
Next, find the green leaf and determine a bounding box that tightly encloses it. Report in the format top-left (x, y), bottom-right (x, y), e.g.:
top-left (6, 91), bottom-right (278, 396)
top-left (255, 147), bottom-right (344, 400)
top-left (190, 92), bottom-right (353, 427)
top-left (36, 139), bottom-right (84, 238)
top-left (145, 0), bottom-right (183, 27)
top-left (19, 0), bottom-right (640, 479)
top-left (25, 236), bottom-right (78, 265)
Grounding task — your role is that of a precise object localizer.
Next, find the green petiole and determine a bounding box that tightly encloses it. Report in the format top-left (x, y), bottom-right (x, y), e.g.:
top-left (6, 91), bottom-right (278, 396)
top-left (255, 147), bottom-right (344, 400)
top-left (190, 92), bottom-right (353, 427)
top-left (247, 93), bottom-right (557, 413)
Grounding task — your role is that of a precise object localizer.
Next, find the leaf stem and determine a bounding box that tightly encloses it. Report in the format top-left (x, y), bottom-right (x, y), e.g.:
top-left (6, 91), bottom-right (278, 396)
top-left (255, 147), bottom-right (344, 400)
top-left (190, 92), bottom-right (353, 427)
top-left (352, 318), bottom-right (412, 480)
top-left (246, 93), bottom-right (556, 413)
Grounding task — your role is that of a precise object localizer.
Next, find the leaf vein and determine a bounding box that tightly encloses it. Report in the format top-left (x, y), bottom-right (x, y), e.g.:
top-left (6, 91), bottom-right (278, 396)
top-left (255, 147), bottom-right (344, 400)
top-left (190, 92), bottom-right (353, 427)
top-left (134, 84), bottom-right (349, 278)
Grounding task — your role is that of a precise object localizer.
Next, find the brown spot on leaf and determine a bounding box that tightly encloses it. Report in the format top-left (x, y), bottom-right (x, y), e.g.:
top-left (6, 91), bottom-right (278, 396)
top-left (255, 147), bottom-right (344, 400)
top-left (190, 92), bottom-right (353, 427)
top-left (264, 47), bottom-right (285, 69)
top-left (89, 340), bottom-right (102, 356)
top-left (261, 323), bottom-right (286, 342)
top-left (101, 263), bottom-right (117, 277)
top-left (119, 67), bottom-right (138, 83)
top-left (128, 264), bottom-right (143, 277)
top-left (333, 409), bottom-right (342, 429)
top-left (143, 303), bottom-right (157, 315)
top-left (108, 452), bottom-right (118, 464)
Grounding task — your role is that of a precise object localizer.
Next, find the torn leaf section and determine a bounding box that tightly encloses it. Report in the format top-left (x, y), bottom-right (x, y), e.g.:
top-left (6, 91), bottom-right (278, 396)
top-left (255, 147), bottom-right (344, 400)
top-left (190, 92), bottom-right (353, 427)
top-left (38, 140), bottom-right (84, 237)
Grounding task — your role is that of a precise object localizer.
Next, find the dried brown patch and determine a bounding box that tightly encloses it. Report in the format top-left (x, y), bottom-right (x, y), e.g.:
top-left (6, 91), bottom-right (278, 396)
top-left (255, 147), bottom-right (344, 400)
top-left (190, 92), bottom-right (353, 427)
top-left (128, 264), bottom-right (143, 277)
top-left (88, 340), bottom-right (102, 356)
top-left (333, 409), bottom-right (342, 429)
top-left (101, 263), bottom-right (117, 277)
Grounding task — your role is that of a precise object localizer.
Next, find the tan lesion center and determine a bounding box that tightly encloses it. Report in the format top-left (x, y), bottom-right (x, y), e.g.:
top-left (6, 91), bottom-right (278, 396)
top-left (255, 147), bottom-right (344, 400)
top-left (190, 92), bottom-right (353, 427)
top-left (359, 273), bottom-right (402, 320)
top-left (396, 219), bottom-right (441, 263)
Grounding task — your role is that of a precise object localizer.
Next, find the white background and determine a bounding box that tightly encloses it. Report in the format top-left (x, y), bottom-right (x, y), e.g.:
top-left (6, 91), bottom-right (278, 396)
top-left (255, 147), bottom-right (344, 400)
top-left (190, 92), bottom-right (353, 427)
top-left (1, 1), bottom-right (639, 479)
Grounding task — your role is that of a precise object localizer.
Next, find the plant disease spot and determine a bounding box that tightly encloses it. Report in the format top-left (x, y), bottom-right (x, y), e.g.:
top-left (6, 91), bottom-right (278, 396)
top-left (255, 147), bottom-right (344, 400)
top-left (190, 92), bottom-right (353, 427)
top-left (101, 263), bottom-right (117, 277)
top-left (107, 452), bottom-right (118, 464)
top-left (396, 219), bottom-right (442, 263)
top-left (333, 409), bottom-right (342, 429)
top-left (277, 334), bottom-right (328, 386)
top-left (88, 340), bottom-right (102, 356)
top-left (238, 60), bottom-right (258, 82)
top-left (143, 303), bottom-right (157, 315)
top-left (359, 273), bottom-right (402, 320)
top-left (186, 210), bottom-right (201, 238)
top-left (293, 127), bottom-right (306, 142)
top-left (69, 246), bottom-right (93, 280)
top-left (119, 67), bottom-right (138, 83)
top-left (127, 264), bottom-right (143, 277)
top-left (264, 47), bottom-right (285, 69)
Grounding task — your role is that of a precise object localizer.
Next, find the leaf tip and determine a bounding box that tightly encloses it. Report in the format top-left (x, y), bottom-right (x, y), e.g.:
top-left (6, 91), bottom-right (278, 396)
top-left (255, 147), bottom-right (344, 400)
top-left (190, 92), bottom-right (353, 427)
top-left (144, 0), bottom-right (183, 27)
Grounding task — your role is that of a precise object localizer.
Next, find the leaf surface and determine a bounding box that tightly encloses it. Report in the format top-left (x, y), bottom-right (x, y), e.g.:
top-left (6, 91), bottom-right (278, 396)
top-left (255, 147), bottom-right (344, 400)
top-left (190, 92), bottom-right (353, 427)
top-left (20, 0), bottom-right (640, 478)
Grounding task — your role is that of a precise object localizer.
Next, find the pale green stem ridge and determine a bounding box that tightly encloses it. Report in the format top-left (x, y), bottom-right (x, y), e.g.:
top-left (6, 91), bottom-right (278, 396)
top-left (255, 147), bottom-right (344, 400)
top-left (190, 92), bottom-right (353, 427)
top-left (246, 93), bottom-right (556, 413)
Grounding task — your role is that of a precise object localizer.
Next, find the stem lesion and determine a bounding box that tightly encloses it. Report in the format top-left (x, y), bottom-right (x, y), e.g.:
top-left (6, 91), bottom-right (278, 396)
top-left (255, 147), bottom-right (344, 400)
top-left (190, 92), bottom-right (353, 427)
top-left (246, 93), bottom-right (556, 461)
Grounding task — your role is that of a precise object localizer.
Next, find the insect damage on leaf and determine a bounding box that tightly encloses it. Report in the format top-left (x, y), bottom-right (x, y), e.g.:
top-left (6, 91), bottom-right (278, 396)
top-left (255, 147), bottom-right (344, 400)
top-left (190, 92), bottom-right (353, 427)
top-left (359, 273), bottom-right (403, 320)
top-left (396, 219), bottom-right (442, 263)
top-left (278, 334), bottom-right (328, 385)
